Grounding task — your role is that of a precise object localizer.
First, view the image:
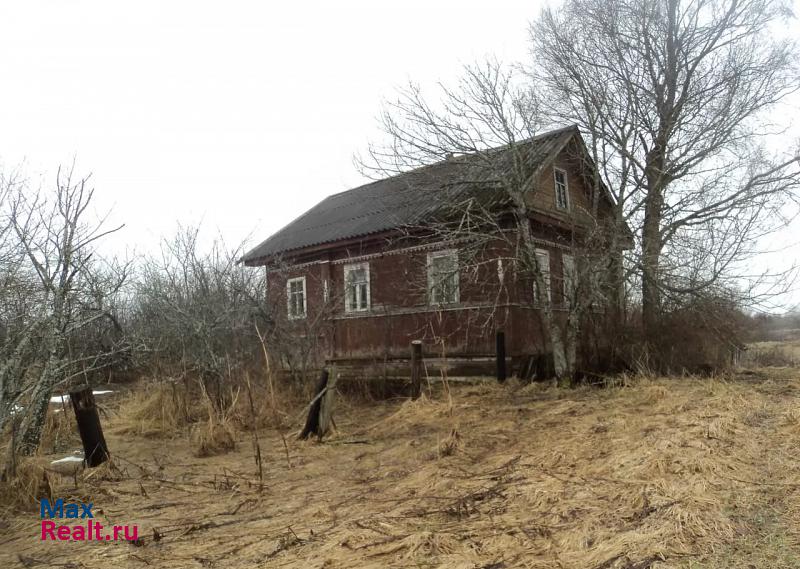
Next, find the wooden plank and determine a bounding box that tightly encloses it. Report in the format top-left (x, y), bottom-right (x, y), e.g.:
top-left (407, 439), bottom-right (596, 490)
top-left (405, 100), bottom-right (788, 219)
top-left (410, 340), bottom-right (423, 398)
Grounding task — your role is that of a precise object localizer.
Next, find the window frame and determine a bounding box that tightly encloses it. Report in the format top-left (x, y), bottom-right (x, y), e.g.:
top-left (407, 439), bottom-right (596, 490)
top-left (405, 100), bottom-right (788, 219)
top-left (554, 167), bottom-right (570, 211)
top-left (427, 249), bottom-right (460, 306)
top-left (533, 248), bottom-right (551, 305)
top-left (286, 276), bottom-right (307, 320)
top-left (343, 262), bottom-right (371, 313)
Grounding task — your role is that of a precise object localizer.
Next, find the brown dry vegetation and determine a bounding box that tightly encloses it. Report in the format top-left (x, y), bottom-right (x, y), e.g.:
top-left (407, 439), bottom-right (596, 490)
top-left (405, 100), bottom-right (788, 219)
top-left (745, 341), bottom-right (800, 368)
top-left (3, 367), bottom-right (800, 568)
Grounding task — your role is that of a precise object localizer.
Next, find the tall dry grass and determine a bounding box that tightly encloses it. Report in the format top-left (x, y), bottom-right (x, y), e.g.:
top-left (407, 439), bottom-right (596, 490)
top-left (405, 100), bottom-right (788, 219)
top-left (112, 380), bottom-right (197, 438)
top-left (0, 454), bottom-right (52, 511)
top-left (190, 383), bottom-right (238, 457)
top-left (110, 367), bottom-right (300, 458)
top-left (39, 407), bottom-right (80, 454)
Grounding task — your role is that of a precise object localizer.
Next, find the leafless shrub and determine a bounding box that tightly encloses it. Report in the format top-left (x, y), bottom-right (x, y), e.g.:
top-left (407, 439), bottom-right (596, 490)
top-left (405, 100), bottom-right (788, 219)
top-left (744, 344), bottom-right (798, 368)
top-left (624, 290), bottom-right (750, 374)
top-left (130, 226), bottom-right (269, 409)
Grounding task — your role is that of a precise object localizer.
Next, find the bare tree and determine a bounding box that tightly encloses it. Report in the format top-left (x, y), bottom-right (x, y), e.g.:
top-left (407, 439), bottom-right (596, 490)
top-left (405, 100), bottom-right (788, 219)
top-left (360, 61), bottom-right (617, 379)
top-left (0, 169), bottom-right (42, 436)
top-left (532, 0), bottom-right (800, 349)
top-left (259, 257), bottom-right (337, 385)
top-left (2, 165), bottom-right (127, 455)
top-left (131, 227), bottom-right (268, 408)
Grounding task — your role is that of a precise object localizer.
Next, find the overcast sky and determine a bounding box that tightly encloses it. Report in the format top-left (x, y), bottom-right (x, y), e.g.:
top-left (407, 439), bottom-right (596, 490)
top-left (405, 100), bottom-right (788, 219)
top-left (0, 1), bottom-right (539, 257)
top-left (1, 1), bottom-right (799, 307)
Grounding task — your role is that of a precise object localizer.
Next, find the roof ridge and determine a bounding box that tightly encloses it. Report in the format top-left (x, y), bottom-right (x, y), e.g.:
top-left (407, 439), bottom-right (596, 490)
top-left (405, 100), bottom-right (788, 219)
top-left (243, 124), bottom-right (579, 264)
top-left (324, 124), bottom-right (578, 200)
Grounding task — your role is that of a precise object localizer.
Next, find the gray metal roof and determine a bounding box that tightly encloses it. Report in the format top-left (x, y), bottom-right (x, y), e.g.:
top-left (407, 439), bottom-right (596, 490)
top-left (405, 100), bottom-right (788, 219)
top-left (243, 126), bottom-right (577, 265)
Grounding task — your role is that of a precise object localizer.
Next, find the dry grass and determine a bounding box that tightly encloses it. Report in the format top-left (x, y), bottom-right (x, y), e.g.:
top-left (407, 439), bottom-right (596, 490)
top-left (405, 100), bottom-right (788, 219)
top-left (437, 427), bottom-right (463, 458)
top-left (190, 385), bottom-right (238, 457)
top-left (745, 340), bottom-right (800, 367)
top-left (3, 367), bottom-right (800, 568)
top-left (112, 380), bottom-right (195, 437)
top-left (0, 456), bottom-right (52, 511)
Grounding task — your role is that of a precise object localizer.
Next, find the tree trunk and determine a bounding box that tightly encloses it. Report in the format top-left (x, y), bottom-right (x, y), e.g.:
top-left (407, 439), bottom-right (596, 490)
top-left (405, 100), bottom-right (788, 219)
top-left (642, 0), bottom-right (678, 344)
top-left (642, 158), bottom-right (667, 344)
top-left (17, 375), bottom-right (54, 455)
top-left (513, 204), bottom-right (573, 379)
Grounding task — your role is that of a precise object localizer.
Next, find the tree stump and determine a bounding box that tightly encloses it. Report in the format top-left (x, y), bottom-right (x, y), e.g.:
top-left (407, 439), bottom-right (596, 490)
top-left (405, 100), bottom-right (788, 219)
top-left (299, 368), bottom-right (338, 440)
top-left (69, 387), bottom-right (110, 467)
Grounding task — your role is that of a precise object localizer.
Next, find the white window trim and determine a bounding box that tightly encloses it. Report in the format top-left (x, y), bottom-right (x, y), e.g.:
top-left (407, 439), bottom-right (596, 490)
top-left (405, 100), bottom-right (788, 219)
top-left (343, 262), bottom-right (371, 313)
top-left (554, 167), bottom-right (570, 211)
top-left (533, 248), bottom-right (551, 304)
top-left (286, 276), bottom-right (307, 320)
top-left (427, 249), bottom-right (460, 305)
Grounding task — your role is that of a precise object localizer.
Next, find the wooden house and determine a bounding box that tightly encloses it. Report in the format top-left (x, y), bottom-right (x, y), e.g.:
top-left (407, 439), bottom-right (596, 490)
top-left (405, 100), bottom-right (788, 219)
top-left (243, 125), bottom-right (622, 379)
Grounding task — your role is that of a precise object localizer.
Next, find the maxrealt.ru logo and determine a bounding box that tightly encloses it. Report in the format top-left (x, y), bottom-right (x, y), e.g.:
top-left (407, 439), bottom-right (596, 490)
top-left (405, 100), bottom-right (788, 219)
top-left (40, 498), bottom-right (139, 542)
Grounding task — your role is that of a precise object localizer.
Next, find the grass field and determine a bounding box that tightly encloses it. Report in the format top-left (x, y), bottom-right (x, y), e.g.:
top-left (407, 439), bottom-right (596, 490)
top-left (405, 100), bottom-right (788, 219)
top-left (3, 366), bottom-right (800, 568)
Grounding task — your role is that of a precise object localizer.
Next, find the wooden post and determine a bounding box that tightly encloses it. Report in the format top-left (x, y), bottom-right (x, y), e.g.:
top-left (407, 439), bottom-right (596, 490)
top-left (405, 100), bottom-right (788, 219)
top-left (496, 330), bottom-right (507, 383)
top-left (410, 340), bottom-right (423, 398)
top-left (69, 387), bottom-right (109, 468)
top-left (299, 368), bottom-right (337, 440)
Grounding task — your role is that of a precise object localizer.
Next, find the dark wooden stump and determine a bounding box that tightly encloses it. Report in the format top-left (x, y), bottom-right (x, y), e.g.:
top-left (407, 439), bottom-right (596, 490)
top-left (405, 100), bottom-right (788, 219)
top-left (299, 368), bottom-right (336, 440)
top-left (410, 340), bottom-right (423, 398)
top-left (69, 387), bottom-right (109, 467)
top-left (496, 330), bottom-right (507, 383)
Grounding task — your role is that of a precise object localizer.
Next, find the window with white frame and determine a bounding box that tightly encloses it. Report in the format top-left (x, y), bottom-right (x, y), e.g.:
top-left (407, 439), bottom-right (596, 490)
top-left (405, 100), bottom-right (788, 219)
top-left (427, 250), bottom-right (459, 305)
top-left (286, 277), bottom-right (307, 319)
top-left (533, 248), bottom-right (551, 304)
top-left (344, 262), bottom-right (370, 312)
top-left (562, 253), bottom-right (576, 305)
top-left (554, 168), bottom-right (570, 210)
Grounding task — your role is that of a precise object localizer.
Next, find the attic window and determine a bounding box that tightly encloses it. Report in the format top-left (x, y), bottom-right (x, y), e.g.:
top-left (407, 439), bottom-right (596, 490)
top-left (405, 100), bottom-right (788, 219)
top-left (428, 250), bottom-right (459, 305)
top-left (554, 168), bottom-right (570, 210)
top-left (286, 277), bottom-right (307, 320)
top-left (344, 263), bottom-right (370, 312)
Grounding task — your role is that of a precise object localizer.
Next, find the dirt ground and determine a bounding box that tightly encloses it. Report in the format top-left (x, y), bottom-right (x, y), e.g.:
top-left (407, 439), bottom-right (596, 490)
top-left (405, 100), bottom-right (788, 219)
top-left (3, 368), bottom-right (800, 568)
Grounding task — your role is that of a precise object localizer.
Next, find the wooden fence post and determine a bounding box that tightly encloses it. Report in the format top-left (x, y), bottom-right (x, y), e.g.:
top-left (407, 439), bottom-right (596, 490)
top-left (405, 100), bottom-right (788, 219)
top-left (410, 340), bottom-right (423, 398)
top-left (69, 387), bottom-right (109, 467)
top-left (299, 368), bottom-right (337, 440)
top-left (496, 330), bottom-right (507, 383)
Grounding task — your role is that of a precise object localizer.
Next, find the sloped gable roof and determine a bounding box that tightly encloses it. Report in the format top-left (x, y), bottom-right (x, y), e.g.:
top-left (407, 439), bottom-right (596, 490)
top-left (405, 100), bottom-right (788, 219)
top-left (243, 125), bottom-right (579, 265)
